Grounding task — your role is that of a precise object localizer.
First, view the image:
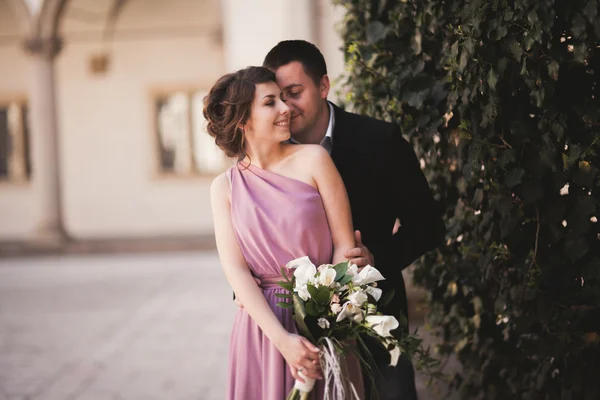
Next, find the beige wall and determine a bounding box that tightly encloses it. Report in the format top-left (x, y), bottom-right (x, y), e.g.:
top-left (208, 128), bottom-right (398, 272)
top-left (57, 38), bottom-right (225, 239)
top-left (0, 0), bottom-right (348, 241)
top-left (56, 0), bottom-right (224, 238)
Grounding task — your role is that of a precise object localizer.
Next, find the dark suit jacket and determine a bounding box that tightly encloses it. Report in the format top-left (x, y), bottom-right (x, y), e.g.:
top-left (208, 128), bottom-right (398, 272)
top-left (330, 103), bottom-right (446, 321)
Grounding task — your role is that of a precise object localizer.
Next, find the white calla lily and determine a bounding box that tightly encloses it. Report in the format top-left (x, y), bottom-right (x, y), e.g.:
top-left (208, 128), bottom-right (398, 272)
top-left (348, 290), bottom-right (368, 307)
top-left (365, 315), bottom-right (399, 337)
top-left (318, 268), bottom-right (337, 287)
top-left (364, 286), bottom-right (383, 302)
top-left (336, 301), bottom-right (363, 322)
top-left (352, 265), bottom-right (385, 286)
top-left (317, 264), bottom-right (334, 273)
top-left (389, 344), bottom-right (401, 366)
top-left (295, 284), bottom-right (310, 301)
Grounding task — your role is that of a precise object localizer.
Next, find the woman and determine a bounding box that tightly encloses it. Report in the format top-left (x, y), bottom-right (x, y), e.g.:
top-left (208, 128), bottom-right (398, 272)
top-left (204, 67), bottom-right (363, 399)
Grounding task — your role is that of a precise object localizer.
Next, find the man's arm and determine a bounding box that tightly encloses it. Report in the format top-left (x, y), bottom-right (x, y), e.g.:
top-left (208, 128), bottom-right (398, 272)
top-left (381, 125), bottom-right (446, 271)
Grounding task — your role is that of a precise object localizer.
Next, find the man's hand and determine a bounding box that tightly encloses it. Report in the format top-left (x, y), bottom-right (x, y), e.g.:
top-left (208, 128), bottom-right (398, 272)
top-left (344, 230), bottom-right (375, 267)
top-left (234, 276), bottom-right (263, 308)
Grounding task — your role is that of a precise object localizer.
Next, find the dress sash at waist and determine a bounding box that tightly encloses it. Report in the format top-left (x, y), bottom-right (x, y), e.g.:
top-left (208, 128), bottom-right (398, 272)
top-left (257, 274), bottom-right (290, 291)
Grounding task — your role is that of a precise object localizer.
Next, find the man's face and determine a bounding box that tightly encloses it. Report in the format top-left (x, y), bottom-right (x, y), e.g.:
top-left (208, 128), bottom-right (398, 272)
top-left (273, 61), bottom-right (329, 140)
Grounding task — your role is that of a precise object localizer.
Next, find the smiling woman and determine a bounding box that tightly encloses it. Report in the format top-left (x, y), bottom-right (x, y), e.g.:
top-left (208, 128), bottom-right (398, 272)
top-left (203, 65), bottom-right (363, 400)
top-left (203, 67), bottom-right (279, 160)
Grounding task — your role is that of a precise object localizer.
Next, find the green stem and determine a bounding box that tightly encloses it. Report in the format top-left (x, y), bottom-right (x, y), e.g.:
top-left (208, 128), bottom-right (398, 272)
top-left (286, 388), bottom-right (299, 400)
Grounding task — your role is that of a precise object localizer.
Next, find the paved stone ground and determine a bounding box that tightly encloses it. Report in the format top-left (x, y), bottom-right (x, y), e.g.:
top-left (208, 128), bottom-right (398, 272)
top-left (0, 252), bottom-right (234, 400)
top-left (0, 251), bottom-right (445, 400)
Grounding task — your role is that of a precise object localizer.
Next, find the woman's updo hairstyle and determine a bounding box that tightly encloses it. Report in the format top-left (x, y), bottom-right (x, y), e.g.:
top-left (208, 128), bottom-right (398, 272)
top-left (203, 66), bottom-right (276, 159)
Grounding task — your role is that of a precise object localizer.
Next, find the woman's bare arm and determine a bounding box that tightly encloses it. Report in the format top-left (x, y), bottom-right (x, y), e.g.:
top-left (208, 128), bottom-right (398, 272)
top-left (210, 172), bottom-right (321, 381)
top-left (309, 147), bottom-right (355, 264)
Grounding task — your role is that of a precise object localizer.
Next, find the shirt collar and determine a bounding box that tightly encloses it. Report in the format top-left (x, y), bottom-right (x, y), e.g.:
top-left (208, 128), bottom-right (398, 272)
top-left (322, 101), bottom-right (335, 144)
top-left (287, 102), bottom-right (335, 148)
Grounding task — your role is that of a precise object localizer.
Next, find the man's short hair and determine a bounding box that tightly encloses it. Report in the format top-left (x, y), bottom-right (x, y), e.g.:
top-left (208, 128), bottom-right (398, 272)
top-left (263, 40), bottom-right (328, 86)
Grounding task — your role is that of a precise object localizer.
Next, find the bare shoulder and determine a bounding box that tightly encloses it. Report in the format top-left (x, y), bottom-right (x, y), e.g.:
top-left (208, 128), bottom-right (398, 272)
top-left (210, 172), bottom-right (230, 202)
top-left (289, 143), bottom-right (330, 162)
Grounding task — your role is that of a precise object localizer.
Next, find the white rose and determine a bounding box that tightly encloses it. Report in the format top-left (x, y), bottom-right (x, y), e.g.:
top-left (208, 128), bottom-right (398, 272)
top-left (318, 268), bottom-right (337, 287)
top-left (331, 303), bottom-right (343, 314)
top-left (317, 318), bottom-right (330, 329)
top-left (365, 315), bottom-right (399, 337)
top-left (352, 265), bottom-right (386, 286)
top-left (348, 290), bottom-right (368, 307)
top-left (364, 286), bottom-right (383, 302)
top-left (389, 343), bottom-right (401, 366)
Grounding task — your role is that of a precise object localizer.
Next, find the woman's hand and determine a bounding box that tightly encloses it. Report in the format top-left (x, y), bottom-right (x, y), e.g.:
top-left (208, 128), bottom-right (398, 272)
top-left (277, 333), bottom-right (322, 383)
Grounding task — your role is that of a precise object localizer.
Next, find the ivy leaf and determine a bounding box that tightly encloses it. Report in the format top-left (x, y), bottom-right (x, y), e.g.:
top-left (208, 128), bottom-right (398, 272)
top-left (547, 60), bottom-right (559, 80)
top-left (473, 188), bottom-right (484, 207)
top-left (498, 150), bottom-right (516, 167)
top-left (572, 14), bottom-right (587, 37)
top-left (459, 49), bottom-right (469, 73)
top-left (500, 216), bottom-right (516, 238)
top-left (496, 197), bottom-right (513, 217)
top-left (572, 162), bottom-right (596, 187)
top-left (568, 145), bottom-right (583, 164)
top-left (564, 236), bottom-right (590, 263)
top-left (576, 195), bottom-right (598, 216)
top-left (487, 68), bottom-right (498, 89)
top-left (508, 39), bottom-right (523, 61)
top-left (366, 21), bottom-right (387, 44)
top-left (521, 182), bottom-right (544, 204)
top-left (505, 168), bottom-right (525, 188)
top-left (584, 0), bottom-right (598, 24)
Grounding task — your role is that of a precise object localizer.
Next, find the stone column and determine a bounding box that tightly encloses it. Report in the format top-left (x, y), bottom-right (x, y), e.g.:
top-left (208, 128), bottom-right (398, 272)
top-left (24, 36), bottom-right (67, 244)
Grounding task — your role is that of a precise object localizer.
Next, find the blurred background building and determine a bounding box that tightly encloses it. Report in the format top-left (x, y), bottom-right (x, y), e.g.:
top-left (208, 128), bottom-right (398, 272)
top-left (0, 0), bottom-right (346, 245)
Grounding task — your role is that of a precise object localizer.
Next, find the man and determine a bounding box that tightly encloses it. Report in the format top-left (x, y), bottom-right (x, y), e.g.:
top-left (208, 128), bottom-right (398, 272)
top-left (262, 40), bottom-right (446, 400)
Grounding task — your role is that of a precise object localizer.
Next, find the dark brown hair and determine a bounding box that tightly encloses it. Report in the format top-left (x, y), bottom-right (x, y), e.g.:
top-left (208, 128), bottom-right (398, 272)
top-left (203, 66), bottom-right (276, 159)
top-left (263, 40), bottom-right (327, 86)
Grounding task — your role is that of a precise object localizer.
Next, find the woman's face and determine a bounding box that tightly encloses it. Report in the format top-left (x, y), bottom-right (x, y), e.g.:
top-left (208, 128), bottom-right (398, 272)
top-left (243, 81), bottom-right (290, 146)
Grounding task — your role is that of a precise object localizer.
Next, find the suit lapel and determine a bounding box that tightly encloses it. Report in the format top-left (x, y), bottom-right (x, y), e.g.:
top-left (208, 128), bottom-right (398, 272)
top-left (330, 103), bottom-right (353, 167)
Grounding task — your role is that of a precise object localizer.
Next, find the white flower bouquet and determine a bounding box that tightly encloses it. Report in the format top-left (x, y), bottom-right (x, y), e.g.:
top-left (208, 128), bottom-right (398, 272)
top-left (276, 256), bottom-right (404, 400)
